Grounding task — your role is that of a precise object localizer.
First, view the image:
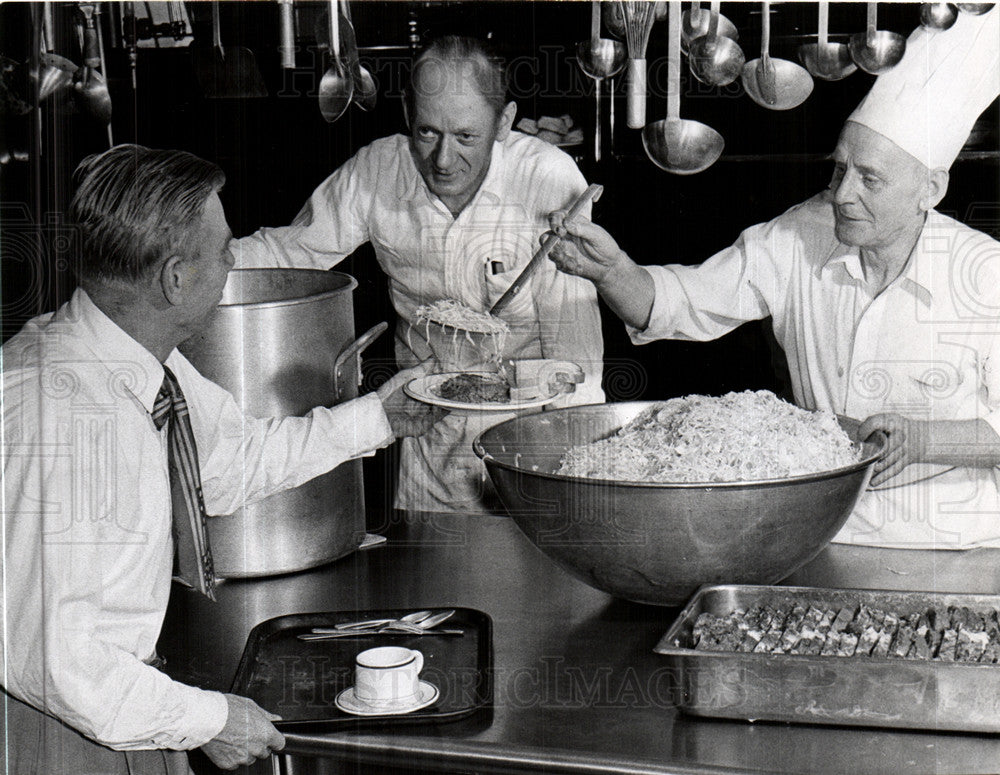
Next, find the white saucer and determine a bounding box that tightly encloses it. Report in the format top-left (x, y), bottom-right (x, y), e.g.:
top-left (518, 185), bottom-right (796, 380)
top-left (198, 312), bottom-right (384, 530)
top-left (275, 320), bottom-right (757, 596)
top-left (335, 681), bottom-right (440, 716)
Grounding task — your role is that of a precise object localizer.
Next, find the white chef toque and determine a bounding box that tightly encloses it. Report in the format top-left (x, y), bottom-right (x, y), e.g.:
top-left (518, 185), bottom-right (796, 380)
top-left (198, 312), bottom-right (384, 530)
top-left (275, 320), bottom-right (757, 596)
top-left (848, 6), bottom-right (1000, 171)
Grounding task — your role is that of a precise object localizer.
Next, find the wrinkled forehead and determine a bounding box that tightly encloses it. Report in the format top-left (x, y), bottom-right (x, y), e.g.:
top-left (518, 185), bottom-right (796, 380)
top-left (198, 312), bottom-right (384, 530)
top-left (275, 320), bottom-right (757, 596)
top-left (834, 121), bottom-right (927, 176)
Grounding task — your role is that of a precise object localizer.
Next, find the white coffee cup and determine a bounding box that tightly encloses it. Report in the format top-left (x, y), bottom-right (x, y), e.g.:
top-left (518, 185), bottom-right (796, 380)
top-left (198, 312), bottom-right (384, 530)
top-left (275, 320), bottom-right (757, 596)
top-left (354, 646), bottom-right (424, 705)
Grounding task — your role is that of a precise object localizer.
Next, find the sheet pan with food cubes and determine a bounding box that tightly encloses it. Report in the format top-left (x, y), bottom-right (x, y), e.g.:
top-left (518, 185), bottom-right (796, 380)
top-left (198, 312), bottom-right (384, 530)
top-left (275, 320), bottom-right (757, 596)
top-left (655, 585), bottom-right (1000, 731)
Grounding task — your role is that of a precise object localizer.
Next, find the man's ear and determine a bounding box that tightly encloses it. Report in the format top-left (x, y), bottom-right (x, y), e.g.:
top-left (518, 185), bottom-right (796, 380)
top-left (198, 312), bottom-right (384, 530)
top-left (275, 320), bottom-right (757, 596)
top-left (158, 255), bottom-right (187, 306)
top-left (402, 94), bottom-right (411, 132)
top-left (494, 101), bottom-right (517, 142)
top-left (920, 168), bottom-right (949, 211)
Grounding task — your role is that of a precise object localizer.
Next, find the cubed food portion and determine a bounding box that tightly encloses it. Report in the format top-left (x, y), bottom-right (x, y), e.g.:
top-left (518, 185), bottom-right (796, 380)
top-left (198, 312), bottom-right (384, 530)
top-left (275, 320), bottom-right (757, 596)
top-left (686, 603), bottom-right (1000, 662)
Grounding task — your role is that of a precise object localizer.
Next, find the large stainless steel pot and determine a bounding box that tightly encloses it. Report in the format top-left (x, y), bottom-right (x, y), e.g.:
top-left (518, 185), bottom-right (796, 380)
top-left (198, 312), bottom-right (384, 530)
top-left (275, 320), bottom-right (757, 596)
top-left (180, 269), bottom-right (381, 577)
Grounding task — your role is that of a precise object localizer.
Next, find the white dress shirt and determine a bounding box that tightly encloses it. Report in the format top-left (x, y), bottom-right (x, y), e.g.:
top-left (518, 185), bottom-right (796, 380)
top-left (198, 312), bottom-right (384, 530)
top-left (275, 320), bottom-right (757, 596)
top-left (633, 192), bottom-right (1000, 548)
top-left (1, 289), bottom-right (393, 750)
top-left (232, 131), bottom-right (605, 512)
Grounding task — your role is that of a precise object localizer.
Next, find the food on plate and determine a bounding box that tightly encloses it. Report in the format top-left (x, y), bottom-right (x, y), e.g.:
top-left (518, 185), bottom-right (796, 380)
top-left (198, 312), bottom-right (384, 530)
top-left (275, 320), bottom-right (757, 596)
top-left (434, 373), bottom-right (511, 404)
top-left (555, 390), bottom-right (861, 483)
top-left (687, 603), bottom-right (1000, 662)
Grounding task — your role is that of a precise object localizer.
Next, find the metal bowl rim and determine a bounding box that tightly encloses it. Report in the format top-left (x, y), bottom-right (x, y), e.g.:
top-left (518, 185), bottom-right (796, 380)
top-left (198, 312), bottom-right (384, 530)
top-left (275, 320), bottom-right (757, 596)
top-left (474, 400), bottom-right (887, 491)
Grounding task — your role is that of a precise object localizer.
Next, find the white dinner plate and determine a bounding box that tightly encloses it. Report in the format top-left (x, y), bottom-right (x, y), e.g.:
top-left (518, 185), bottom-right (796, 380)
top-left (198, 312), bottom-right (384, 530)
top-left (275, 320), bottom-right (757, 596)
top-left (335, 681), bottom-right (440, 716)
top-left (404, 372), bottom-right (561, 413)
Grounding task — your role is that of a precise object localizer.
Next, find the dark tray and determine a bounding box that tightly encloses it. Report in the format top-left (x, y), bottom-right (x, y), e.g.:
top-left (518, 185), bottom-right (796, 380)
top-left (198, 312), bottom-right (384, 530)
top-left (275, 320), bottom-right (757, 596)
top-left (231, 607), bottom-right (493, 732)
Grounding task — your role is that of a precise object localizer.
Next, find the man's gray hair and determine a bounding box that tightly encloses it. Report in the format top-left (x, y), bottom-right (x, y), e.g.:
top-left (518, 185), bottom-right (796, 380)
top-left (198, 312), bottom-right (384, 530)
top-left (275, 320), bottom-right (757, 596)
top-left (69, 144), bottom-right (225, 284)
top-left (406, 35), bottom-right (508, 117)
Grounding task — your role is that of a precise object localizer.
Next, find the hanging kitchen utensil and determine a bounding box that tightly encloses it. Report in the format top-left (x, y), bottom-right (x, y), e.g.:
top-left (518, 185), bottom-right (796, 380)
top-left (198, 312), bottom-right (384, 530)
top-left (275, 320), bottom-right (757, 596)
top-left (490, 184), bottom-right (603, 317)
top-left (278, 0), bottom-right (295, 69)
top-left (920, 3), bottom-right (959, 30)
top-left (643, 1), bottom-right (724, 175)
top-left (576, 1), bottom-right (626, 162)
top-left (93, 2), bottom-right (113, 145)
top-left (849, 2), bottom-right (906, 74)
top-left (193, 1), bottom-right (268, 99)
top-left (742, 1), bottom-right (813, 110)
top-left (604, 2), bottom-right (626, 40)
top-left (123, 1), bottom-right (137, 89)
top-left (318, 0), bottom-right (352, 121)
top-left (799, 1), bottom-right (857, 81)
top-left (957, 3), bottom-right (995, 13)
top-left (341, 0), bottom-right (376, 112)
top-left (682, 0), bottom-right (739, 55)
top-left (688, 0), bottom-right (744, 87)
top-left (619, 1), bottom-right (656, 129)
top-left (37, 0), bottom-right (78, 102)
top-left (73, 3), bottom-right (112, 123)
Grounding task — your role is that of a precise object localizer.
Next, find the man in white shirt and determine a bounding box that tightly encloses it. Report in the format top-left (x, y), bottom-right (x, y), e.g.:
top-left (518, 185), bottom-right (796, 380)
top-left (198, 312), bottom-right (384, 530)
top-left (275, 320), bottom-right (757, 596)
top-left (547, 10), bottom-right (1000, 549)
top-left (232, 35), bottom-right (605, 514)
top-left (1, 145), bottom-right (430, 773)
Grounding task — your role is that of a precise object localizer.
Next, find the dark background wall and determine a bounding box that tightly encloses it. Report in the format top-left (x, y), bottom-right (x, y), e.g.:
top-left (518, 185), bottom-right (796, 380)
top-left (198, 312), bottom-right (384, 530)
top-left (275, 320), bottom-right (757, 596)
top-left (2, 1), bottom-right (998, 510)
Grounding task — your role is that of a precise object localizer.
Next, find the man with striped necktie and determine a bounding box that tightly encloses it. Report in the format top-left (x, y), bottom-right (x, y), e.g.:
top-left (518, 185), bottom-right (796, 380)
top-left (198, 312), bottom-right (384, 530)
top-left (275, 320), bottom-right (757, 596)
top-left (0, 145), bottom-right (434, 773)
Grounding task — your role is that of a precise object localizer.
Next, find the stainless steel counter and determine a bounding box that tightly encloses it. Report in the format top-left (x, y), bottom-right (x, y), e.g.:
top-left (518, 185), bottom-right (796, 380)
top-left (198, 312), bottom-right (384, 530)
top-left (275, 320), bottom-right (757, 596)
top-left (158, 513), bottom-right (1000, 775)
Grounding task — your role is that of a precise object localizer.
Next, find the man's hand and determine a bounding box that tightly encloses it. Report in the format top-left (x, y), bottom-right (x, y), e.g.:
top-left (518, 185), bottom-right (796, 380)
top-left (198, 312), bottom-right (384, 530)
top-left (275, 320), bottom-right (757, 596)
top-left (376, 360), bottom-right (446, 438)
top-left (547, 210), bottom-right (629, 284)
top-left (859, 413), bottom-right (929, 487)
top-left (201, 694), bottom-right (285, 771)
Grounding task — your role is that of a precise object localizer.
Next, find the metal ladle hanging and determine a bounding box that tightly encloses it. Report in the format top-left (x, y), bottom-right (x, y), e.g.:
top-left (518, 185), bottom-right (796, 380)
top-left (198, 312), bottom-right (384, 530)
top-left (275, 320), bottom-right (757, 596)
top-left (920, 3), bottom-right (959, 30)
top-left (341, 0), bottom-right (376, 112)
top-left (36, 0), bottom-right (78, 102)
top-left (742, 0), bottom-right (814, 110)
top-left (576, 0), bottom-right (625, 162)
top-left (849, 2), bottom-right (906, 74)
top-left (799, 1), bottom-right (857, 81)
top-left (682, 0), bottom-right (738, 55)
top-left (318, 0), bottom-right (352, 122)
top-left (957, 4), bottom-right (995, 14)
top-left (688, 0), bottom-right (744, 87)
top-left (642, 0), bottom-right (724, 175)
top-left (72, 2), bottom-right (112, 124)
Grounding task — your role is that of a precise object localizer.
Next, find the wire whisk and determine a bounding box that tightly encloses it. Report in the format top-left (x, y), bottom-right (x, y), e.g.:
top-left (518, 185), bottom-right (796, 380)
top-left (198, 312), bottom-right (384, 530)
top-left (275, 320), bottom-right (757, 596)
top-left (619, 1), bottom-right (657, 128)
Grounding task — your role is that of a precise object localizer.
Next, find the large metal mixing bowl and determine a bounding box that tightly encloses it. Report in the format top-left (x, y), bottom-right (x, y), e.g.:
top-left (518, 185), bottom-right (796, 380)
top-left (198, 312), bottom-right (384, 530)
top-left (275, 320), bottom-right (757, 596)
top-left (474, 402), bottom-right (886, 606)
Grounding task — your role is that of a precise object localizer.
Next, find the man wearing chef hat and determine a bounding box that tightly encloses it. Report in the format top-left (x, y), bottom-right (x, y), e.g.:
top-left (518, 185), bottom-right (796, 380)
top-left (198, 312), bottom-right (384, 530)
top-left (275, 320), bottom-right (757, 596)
top-left (549, 9), bottom-right (1000, 549)
top-left (231, 35), bottom-right (605, 516)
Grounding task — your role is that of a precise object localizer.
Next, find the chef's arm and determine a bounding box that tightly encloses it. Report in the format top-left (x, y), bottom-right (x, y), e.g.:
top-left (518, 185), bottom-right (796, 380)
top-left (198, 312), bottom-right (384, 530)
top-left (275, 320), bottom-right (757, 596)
top-left (547, 210), bottom-right (655, 330)
top-left (229, 151), bottom-right (372, 270)
top-left (859, 414), bottom-right (1000, 487)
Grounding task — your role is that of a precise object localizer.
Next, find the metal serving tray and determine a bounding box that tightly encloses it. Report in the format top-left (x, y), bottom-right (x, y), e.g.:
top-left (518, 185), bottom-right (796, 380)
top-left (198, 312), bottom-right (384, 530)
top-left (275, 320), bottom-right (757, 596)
top-left (231, 607), bottom-right (493, 732)
top-left (654, 585), bottom-right (1000, 732)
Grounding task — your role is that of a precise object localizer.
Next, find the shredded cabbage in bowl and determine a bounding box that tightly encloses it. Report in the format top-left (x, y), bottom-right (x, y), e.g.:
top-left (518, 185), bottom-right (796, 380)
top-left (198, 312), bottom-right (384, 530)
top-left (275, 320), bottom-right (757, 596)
top-left (556, 390), bottom-right (861, 483)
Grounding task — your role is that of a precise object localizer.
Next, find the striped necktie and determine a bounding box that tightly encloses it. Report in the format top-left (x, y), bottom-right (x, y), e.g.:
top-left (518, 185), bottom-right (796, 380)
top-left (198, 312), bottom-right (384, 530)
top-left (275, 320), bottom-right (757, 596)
top-left (152, 365), bottom-right (216, 600)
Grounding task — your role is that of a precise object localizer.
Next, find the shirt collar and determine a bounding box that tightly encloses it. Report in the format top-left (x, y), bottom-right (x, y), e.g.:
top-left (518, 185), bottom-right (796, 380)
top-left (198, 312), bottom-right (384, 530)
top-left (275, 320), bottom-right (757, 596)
top-left (822, 211), bottom-right (939, 307)
top-left (68, 288), bottom-right (166, 413)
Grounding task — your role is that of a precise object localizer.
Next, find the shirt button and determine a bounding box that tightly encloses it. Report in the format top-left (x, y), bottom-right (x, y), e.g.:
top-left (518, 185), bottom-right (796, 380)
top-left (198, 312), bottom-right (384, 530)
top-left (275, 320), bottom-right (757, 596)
top-left (837, 366), bottom-right (845, 378)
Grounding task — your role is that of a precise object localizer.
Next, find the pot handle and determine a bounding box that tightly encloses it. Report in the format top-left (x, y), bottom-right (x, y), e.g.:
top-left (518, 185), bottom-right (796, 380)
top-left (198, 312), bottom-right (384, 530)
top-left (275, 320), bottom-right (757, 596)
top-left (333, 321), bottom-right (388, 402)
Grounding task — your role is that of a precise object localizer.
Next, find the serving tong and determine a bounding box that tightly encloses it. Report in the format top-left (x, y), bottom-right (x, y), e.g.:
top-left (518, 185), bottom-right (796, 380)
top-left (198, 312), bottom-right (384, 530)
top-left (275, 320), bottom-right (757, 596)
top-left (297, 609), bottom-right (461, 640)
